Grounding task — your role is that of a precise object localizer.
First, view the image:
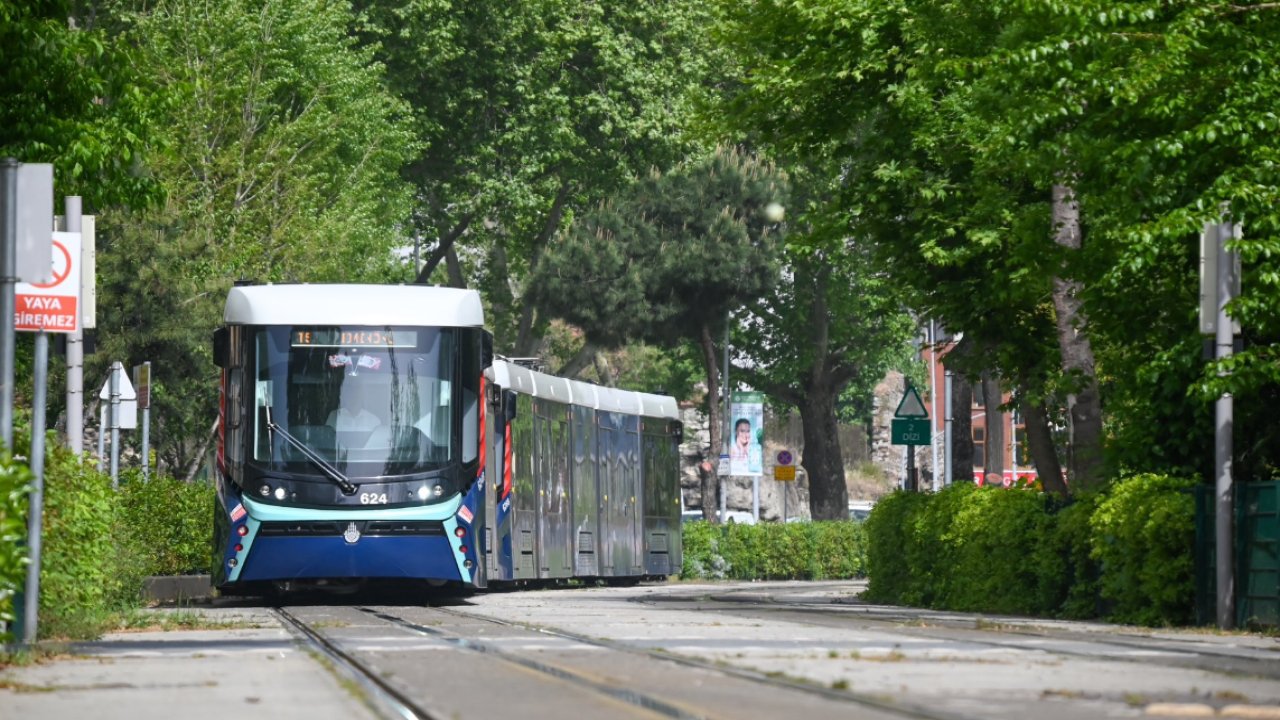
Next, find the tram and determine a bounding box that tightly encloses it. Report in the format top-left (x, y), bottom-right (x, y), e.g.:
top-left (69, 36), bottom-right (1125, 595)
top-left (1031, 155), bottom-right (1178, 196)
top-left (210, 283), bottom-right (683, 594)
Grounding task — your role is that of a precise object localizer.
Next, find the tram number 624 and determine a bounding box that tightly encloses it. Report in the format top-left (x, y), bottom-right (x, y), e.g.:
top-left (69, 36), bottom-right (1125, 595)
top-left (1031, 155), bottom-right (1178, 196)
top-left (360, 492), bottom-right (388, 505)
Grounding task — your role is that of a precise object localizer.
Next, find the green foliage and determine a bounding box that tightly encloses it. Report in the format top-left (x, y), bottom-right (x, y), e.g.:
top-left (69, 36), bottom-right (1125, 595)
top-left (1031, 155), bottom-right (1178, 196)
top-left (532, 147), bottom-right (788, 348)
top-left (0, 456), bottom-right (32, 639)
top-left (37, 443), bottom-right (136, 639)
top-left (117, 471), bottom-right (215, 576)
top-left (1042, 494), bottom-right (1102, 620)
top-left (863, 490), bottom-right (930, 603)
top-left (682, 521), bottom-right (866, 581)
top-left (680, 521), bottom-right (730, 580)
top-left (865, 478), bottom-right (1196, 626)
top-left (92, 0), bottom-right (418, 474)
top-left (0, 1), bottom-right (161, 208)
top-left (1090, 474), bottom-right (1197, 626)
top-left (943, 486), bottom-right (1052, 615)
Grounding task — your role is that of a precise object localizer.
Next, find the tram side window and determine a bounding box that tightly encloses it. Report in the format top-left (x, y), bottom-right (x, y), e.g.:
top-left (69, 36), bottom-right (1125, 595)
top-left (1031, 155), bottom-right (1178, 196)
top-left (460, 331), bottom-right (481, 465)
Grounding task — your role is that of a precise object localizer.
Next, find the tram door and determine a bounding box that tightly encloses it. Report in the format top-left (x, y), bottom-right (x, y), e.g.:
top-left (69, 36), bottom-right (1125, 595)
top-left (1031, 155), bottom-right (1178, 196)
top-left (571, 406), bottom-right (599, 576)
top-left (535, 399), bottom-right (572, 578)
top-left (622, 415), bottom-right (644, 575)
top-left (511, 394), bottom-right (538, 579)
top-left (598, 412), bottom-right (641, 576)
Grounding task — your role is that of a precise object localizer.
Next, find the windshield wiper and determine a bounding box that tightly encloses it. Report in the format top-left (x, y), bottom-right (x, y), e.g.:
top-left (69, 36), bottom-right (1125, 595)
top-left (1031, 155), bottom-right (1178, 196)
top-left (264, 407), bottom-right (357, 495)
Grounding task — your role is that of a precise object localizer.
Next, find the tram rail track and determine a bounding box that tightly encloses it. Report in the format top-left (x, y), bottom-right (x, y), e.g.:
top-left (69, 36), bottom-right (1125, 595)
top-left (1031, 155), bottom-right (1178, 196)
top-left (634, 585), bottom-right (1280, 680)
top-left (273, 606), bottom-right (445, 720)
top-left (366, 604), bottom-right (979, 720)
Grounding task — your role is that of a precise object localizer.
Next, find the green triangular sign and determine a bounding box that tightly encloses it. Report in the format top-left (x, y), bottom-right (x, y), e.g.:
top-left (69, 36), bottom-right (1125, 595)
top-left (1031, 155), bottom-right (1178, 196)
top-left (894, 385), bottom-right (928, 418)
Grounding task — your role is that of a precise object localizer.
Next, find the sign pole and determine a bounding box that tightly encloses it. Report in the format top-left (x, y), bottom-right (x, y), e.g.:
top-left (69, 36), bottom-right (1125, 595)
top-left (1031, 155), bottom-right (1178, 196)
top-left (22, 330), bottom-right (49, 644)
top-left (64, 196), bottom-right (84, 454)
top-left (137, 362), bottom-right (151, 481)
top-left (1214, 219), bottom-right (1238, 630)
top-left (109, 362), bottom-right (121, 487)
top-left (97, 405), bottom-right (106, 472)
top-left (0, 158), bottom-right (17, 449)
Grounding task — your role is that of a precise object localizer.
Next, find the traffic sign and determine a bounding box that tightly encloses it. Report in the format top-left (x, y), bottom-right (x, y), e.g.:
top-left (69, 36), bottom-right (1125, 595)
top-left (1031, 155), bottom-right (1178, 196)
top-left (894, 384), bottom-right (928, 418)
top-left (100, 363), bottom-right (138, 429)
top-left (15, 231), bottom-right (82, 333)
top-left (774, 465), bottom-right (796, 482)
top-left (891, 418), bottom-right (931, 445)
top-left (717, 454), bottom-right (730, 477)
top-left (776, 450), bottom-right (793, 466)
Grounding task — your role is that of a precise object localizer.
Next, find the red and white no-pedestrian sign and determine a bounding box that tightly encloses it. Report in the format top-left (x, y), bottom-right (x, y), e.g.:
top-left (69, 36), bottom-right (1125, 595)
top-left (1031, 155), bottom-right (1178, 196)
top-left (15, 231), bottom-right (82, 333)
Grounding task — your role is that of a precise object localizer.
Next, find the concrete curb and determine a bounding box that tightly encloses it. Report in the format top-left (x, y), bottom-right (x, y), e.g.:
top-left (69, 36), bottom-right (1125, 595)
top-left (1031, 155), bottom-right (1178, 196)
top-left (142, 574), bottom-right (213, 603)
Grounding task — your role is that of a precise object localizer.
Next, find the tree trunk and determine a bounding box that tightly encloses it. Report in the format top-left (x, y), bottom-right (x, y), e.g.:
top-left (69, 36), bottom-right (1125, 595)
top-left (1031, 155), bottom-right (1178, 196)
top-left (414, 214), bottom-right (473, 284)
top-left (555, 342), bottom-right (596, 378)
top-left (951, 376), bottom-right (974, 483)
top-left (444, 244), bottom-right (466, 288)
top-left (698, 324), bottom-right (722, 522)
top-left (1051, 184), bottom-right (1105, 491)
top-left (798, 386), bottom-right (847, 521)
top-left (981, 372), bottom-right (1004, 482)
top-left (1020, 396), bottom-right (1067, 496)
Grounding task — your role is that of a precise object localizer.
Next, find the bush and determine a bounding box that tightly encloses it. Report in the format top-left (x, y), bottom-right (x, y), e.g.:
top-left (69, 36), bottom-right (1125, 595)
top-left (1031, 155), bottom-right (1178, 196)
top-left (0, 455), bottom-right (32, 640)
top-left (681, 521), bottom-right (730, 579)
top-left (1038, 494), bottom-right (1101, 619)
top-left (943, 485), bottom-right (1051, 615)
top-left (680, 520), bottom-right (867, 581)
top-left (38, 442), bottom-right (134, 639)
top-left (863, 490), bottom-right (930, 602)
top-left (118, 470), bottom-right (215, 575)
top-left (1090, 473), bottom-right (1196, 626)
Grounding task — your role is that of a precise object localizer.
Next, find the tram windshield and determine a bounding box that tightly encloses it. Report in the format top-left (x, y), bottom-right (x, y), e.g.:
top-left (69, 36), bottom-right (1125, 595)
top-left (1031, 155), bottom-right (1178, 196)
top-left (249, 326), bottom-right (456, 476)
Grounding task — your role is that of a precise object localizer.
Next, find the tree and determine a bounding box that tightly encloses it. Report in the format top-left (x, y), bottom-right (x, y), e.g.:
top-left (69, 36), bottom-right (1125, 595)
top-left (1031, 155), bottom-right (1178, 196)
top-left (708, 0), bottom-right (1280, 493)
top-left (351, 0), bottom-right (722, 355)
top-left (92, 0), bottom-right (417, 475)
top-left (0, 0), bottom-right (160, 209)
top-left (531, 148), bottom-right (787, 519)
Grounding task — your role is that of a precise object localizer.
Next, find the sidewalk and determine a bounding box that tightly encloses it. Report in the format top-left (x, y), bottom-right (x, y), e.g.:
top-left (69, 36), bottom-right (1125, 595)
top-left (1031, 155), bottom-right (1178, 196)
top-left (0, 607), bottom-right (376, 720)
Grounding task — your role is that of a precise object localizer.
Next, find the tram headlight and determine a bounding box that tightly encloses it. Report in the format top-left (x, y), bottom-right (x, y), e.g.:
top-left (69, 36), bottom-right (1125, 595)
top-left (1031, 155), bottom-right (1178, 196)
top-left (258, 484), bottom-right (271, 497)
top-left (433, 484), bottom-right (444, 497)
top-left (417, 486), bottom-right (430, 501)
top-left (274, 487), bottom-right (287, 501)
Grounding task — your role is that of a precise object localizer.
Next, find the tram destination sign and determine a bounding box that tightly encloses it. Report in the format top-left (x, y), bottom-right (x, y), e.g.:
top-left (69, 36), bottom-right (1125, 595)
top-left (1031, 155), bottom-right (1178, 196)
top-left (891, 418), bottom-right (931, 446)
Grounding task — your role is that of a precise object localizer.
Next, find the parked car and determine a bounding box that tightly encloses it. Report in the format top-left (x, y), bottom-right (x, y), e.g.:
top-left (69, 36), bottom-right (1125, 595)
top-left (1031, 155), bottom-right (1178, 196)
top-left (848, 500), bottom-right (875, 522)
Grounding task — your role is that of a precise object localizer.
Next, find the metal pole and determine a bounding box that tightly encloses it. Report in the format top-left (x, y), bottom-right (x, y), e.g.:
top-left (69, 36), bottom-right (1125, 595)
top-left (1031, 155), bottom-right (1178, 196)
top-left (1011, 413), bottom-right (1018, 484)
top-left (97, 405), bottom-right (105, 472)
top-left (0, 158), bottom-right (18, 450)
top-left (109, 361), bottom-right (120, 487)
top-left (64, 196), bottom-right (83, 454)
top-left (929, 321), bottom-right (941, 491)
top-left (944, 368), bottom-right (953, 485)
top-left (1215, 219), bottom-right (1237, 630)
top-left (22, 331), bottom-right (49, 644)
top-left (721, 318), bottom-right (729, 523)
top-left (141, 397), bottom-right (150, 482)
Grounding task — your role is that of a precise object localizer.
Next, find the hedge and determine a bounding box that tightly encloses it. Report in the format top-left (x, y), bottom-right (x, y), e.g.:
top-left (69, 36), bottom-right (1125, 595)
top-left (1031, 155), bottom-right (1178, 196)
top-left (2, 428), bottom-right (216, 642)
top-left (681, 520), bottom-right (867, 581)
top-left (862, 474), bottom-right (1198, 626)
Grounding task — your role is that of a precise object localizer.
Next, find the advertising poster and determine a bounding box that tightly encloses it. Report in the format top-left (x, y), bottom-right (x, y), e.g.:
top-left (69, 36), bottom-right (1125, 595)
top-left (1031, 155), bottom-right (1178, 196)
top-left (729, 391), bottom-right (764, 477)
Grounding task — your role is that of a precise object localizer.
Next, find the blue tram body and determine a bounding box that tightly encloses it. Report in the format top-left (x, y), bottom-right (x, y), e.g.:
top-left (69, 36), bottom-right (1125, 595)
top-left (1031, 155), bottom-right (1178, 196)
top-left (212, 284), bottom-right (681, 594)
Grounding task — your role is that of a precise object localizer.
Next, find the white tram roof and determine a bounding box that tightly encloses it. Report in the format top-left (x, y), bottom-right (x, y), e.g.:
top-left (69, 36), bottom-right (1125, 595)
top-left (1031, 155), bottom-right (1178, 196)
top-left (488, 359), bottom-right (678, 420)
top-left (224, 284), bottom-right (485, 327)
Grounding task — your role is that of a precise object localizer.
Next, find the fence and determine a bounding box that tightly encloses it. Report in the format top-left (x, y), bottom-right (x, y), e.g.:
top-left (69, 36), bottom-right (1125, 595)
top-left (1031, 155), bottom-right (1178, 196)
top-left (1194, 481), bottom-right (1279, 628)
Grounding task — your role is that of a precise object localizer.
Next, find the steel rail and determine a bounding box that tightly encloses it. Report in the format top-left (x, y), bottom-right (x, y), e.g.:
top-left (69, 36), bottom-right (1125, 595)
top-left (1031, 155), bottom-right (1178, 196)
top-left (369, 605), bottom-right (977, 720)
top-left (272, 607), bottom-right (445, 720)
top-left (643, 589), bottom-right (1280, 680)
top-left (355, 606), bottom-right (704, 720)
